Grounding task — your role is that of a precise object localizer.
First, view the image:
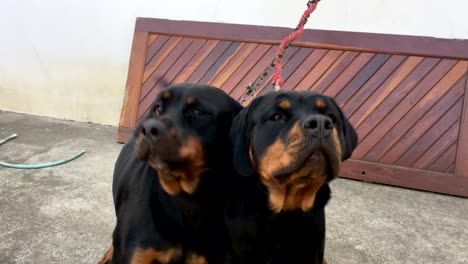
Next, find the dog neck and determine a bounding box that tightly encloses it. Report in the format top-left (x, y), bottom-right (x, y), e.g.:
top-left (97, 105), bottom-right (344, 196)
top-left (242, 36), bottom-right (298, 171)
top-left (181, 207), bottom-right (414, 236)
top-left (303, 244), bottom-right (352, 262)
top-left (252, 174), bottom-right (331, 214)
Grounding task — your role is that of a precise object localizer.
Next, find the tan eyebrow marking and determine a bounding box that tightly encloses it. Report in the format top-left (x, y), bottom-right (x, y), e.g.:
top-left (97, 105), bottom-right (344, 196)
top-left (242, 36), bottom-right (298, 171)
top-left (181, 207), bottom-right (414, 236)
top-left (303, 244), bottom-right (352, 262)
top-left (186, 96), bottom-right (196, 105)
top-left (162, 91), bottom-right (171, 100)
top-left (278, 99), bottom-right (291, 110)
top-left (316, 99), bottom-right (327, 110)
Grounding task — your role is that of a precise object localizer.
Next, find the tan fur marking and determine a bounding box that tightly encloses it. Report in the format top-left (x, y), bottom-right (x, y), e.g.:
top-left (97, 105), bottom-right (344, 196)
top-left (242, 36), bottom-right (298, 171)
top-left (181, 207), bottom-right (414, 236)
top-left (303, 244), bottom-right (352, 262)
top-left (157, 169), bottom-right (183, 196)
top-left (249, 146), bottom-right (256, 167)
top-left (154, 137), bottom-right (207, 196)
top-left (98, 244), bottom-right (114, 264)
top-left (288, 122), bottom-right (304, 145)
top-left (316, 99), bottom-right (327, 109)
top-left (257, 122), bottom-right (332, 212)
top-left (278, 100), bottom-right (291, 110)
top-left (178, 137), bottom-right (207, 194)
top-left (258, 139), bottom-right (291, 180)
top-left (131, 247), bottom-right (182, 264)
top-left (261, 177), bottom-right (285, 213)
top-left (332, 128), bottom-right (343, 161)
top-left (162, 91), bottom-right (171, 100)
top-left (186, 96), bottom-right (196, 105)
top-left (185, 252), bottom-right (208, 264)
top-left (256, 138), bottom-right (294, 213)
top-left (168, 127), bottom-right (178, 138)
top-left (179, 137), bottom-right (202, 160)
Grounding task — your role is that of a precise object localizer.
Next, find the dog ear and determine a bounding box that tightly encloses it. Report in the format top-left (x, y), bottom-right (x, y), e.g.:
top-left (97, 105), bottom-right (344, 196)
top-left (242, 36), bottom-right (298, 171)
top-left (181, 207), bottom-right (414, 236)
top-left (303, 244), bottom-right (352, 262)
top-left (230, 96), bottom-right (265, 177)
top-left (329, 98), bottom-right (358, 160)
top-left (341, 111), bottom-right (358, 160)
top-left (225, 94), bottom-right (244, 120)
top-left (230, 106), bottom-right (255, 177)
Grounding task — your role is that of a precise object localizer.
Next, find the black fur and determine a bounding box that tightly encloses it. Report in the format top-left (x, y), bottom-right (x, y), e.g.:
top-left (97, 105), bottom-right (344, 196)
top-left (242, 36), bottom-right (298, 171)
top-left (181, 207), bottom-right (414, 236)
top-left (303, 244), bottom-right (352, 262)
top-left (225, 90), bottom-right (358, 264)
top-left (104, 83), bottom-right (242, 264)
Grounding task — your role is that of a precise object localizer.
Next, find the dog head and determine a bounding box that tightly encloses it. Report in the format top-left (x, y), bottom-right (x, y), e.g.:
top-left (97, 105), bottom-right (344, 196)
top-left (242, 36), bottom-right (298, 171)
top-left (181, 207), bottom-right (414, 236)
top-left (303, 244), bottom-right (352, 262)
top-left (230, 91), bottom-right (358, 213)
top-left (135, 83), bottom-right (242, 196)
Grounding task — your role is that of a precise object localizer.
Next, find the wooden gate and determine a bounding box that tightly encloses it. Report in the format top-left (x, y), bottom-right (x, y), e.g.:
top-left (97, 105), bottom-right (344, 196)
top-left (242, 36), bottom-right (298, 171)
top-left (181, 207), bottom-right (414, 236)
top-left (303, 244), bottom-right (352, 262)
top-left (118, 18), bottom-right (468, 197)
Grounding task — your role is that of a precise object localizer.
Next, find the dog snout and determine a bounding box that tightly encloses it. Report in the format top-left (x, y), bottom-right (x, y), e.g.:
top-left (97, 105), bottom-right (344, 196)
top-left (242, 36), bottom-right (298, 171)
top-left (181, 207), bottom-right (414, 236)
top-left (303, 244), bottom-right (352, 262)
top-left (302, 115), bottom-right (333, 137)
top-left (141, 119), bottom-right (167, 141)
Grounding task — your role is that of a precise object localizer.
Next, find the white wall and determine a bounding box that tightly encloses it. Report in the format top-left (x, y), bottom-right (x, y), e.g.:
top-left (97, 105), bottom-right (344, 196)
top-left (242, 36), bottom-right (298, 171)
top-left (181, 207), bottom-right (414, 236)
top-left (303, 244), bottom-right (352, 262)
top-left (1, 0), bottom-right (467, 125)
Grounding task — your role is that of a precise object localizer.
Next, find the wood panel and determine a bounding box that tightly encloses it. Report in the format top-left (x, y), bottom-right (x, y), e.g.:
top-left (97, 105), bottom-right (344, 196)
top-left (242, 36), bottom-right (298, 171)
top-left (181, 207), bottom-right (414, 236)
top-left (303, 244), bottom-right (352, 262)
top-left (118, 18), bottom-right (468, 197)
top-left (117, 31), bottom-right (149, 143)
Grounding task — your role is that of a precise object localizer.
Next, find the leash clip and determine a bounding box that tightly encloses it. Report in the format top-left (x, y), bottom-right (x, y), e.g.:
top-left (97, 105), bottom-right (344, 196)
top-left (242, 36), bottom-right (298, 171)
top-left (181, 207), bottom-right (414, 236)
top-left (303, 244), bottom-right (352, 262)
top-left (274, 80), bottom-right (281, 91)
top-left (239, 83), bottom-right (257, 103)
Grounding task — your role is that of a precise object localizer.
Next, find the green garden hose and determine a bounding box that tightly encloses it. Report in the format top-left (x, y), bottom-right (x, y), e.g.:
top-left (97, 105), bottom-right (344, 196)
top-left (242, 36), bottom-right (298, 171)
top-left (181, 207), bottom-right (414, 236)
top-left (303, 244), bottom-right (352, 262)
top-left (0, 134), bottom-right (86, 169)
top-left (0, 133), bottom-right (17, 145)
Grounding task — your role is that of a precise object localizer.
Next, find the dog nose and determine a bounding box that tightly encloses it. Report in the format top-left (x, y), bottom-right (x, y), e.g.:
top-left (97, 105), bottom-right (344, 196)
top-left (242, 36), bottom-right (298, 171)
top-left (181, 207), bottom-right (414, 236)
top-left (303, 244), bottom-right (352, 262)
top-left (141, 119), bottom-right (167, 140)
top-left (302, 115), bottom-right (333, 137)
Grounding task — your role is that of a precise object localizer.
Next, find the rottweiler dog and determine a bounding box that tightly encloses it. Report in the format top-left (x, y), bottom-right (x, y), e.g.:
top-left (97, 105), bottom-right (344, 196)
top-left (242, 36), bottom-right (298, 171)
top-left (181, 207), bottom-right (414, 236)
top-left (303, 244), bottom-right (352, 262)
top-left (225, 90), bottom-right (358, 264)
top-left (100, 83), bottom-right (242, 264)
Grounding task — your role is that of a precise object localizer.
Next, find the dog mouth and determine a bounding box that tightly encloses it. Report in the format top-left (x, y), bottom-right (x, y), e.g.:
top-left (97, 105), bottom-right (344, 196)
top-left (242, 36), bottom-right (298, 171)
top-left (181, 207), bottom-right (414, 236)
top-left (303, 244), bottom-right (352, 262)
top-left (272, 149), bottom-right (329, 185)
top-left (141, 134), bottom-right (209, 174)
top-left (151, 156), bottom-right (183, 175)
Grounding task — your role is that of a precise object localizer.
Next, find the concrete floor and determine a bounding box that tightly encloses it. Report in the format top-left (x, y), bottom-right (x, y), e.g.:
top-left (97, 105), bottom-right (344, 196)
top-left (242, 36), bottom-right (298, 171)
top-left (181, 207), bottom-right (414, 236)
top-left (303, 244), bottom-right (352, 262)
top-left (0, 111), bottom-right (467, 264)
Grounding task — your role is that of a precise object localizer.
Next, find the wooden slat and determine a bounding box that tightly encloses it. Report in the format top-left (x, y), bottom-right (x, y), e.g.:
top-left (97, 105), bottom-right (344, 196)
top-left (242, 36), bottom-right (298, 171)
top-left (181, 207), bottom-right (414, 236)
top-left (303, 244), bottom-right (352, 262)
top-left (352, 58), bottom-right (454, 159)
top-left (413, 120), bottom-right (460, 170)
top-left (310, 51), bottom-right (359, 93)
top-left (446, 164), bottom-right (455, 174)
top-left (135, 18), bottom-right (468, 60)
top-left (147, 34), bottom-right (158, 47)
top-left (140, 38), bottom-right (194, 102)
top-left (278, 48), bottom-right (315, 86)
top-left (145, 35), bottom-right (170, 64)
top-left (147, 39), bottom-right (207, 92)
top-left (365, 67), bottom-right (466, 161)
top-left (455, 66), bottom-right (468, 177)
top-left (322, 53), bottom-right (375, 97)
top-left (118, 32), bottom-right (149, 143)
top-left (348, 56), bottom-right (426, 125)
top-left (229, 46), bottom-right (277, 100)
top-left (429, 143), bottom-right (458, 173)
top-left (143, 36), bottom-right (182, 82)
top-left (199, 42), bottom-right (241, 84)
top-left (172, 40), bottom-right (221, 83)
top-left (159, 39), bottom-right (206, 82)
top-left (342, 55), bottom-right (407, 115)
top-left (209, 43), bottom-right (258, 87)
top-left (247, 46), bottom-right (301, 98)
top-left (358, 60), bottom-right (465, 161)
top-left (186, 41), bottom-right (232, 83)
top-left (380, 81), bottom-right (465, 164)
top-left (396, 108), bottom-right (462, 168)
top-left (292, 49), bottom-right (340, 91)
top-left (138, 39), bottom-right (205, 117)
top-left (341, 159), bottom-right (468, 197)
top-left (198, 42), bottom-right (242, 84)
top-left (335, 53), bottom-right (390, 105)
top-left (138, 39), bottom-right (201, 118)
top-left (222, 44), bottom-right (272, 94)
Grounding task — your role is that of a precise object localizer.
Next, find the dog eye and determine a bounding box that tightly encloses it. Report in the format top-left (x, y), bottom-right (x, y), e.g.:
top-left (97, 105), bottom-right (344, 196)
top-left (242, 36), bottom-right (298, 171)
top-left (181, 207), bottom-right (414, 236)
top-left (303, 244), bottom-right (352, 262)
top-left (327, 113), bottom-right (337, 124)
top-left (270, 113), bottom-right (285, 121)
top-left (186, 108), bottom-right (202, 118)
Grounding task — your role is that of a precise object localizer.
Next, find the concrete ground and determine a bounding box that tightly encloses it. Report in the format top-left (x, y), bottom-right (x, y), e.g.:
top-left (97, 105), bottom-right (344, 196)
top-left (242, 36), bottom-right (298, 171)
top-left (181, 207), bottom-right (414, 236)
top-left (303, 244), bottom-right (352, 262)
top-left (0, 111), bottom-right (467, 264)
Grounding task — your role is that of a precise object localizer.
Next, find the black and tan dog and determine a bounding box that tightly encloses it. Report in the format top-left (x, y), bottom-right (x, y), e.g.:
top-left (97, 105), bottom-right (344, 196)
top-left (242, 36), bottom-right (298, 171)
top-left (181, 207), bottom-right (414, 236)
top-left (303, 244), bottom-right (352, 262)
top-left (225, 90), bottom-right (358, 264)
top-left (100, 83), bottom-right (242, 264)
